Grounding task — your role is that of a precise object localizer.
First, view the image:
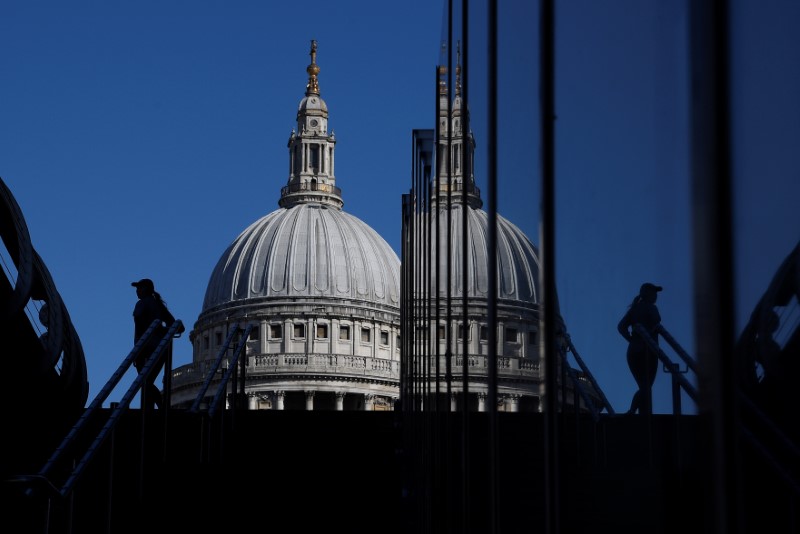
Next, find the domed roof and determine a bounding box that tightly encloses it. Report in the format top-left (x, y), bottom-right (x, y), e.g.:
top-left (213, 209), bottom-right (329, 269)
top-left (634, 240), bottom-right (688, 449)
top-left (298, 94), bottom-right (327, 115)
top-left (431, 203), bottom-right (551, 309)
top-left (202, 202), bottom-right (400, 312)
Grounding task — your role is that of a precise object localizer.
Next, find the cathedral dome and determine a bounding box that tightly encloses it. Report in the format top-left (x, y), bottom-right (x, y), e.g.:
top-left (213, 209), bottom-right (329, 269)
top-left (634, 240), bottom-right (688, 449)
top-left (431, 203), bottom-right (552, 311)
top-left (202, 203), bottom-right (400, 313)
top-left (173, 42), bottom-right (402, 412)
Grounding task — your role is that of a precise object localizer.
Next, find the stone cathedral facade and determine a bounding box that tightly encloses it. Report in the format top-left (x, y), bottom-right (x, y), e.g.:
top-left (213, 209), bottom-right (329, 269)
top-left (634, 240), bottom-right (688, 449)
top-left (170, 41), bottom-right (583, 412)
top-left (171, 41), bottom-right (402, 411)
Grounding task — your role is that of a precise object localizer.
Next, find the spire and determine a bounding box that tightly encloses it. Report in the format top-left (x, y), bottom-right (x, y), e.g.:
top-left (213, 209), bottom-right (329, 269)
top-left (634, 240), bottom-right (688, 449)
top-left (434, 42), bottom-right (481, 210)
top-left (306, 39), bottom-right (320, 95)
top-left (282, 41), bottom-right (342, 210)
top-left (455, 41), bottom-right (462, 97)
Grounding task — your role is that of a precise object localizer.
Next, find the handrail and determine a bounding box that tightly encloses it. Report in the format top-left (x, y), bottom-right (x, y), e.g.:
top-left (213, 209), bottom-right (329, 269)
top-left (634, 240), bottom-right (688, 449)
top-left (7, 319), bottom-right (183, 501)
top-left (633, 323), bottom-right (699, 403)
top-left (564, 334), bottom-right (615, 415)
top-left (559, 347), bottom-right (601, 422)
top-left (25, 319), bottom-right (162, 495)
top-left (60, 319), bottom-right (184, 496)
top-left (188, 326), bottom-right (241, 413)
top-left (208, 324), bottom-right (254, 417)
top-left (656, 324), bottom-right (698, 374)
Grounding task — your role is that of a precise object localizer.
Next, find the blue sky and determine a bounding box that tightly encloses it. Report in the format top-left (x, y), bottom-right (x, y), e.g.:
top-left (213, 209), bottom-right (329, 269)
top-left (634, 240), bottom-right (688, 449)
top-left (2, 1), bottom-right (798, 414)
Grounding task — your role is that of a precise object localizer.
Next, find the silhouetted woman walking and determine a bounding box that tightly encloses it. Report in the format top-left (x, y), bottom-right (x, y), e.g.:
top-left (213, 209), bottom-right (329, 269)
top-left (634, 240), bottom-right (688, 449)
top-left (617, 282), bottom-right (663, 415)
top-left (131, 278), bottom-right (183, 409)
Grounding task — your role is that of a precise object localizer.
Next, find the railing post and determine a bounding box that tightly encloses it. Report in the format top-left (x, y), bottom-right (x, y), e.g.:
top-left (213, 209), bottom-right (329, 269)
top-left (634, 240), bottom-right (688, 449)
top-left (669, 362), bottom-right (683, 416)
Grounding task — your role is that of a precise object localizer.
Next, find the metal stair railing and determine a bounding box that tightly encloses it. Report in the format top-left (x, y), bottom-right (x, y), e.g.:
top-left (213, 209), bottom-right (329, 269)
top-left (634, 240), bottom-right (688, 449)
top-left (187, 323), bottom-right (253, 463)
top-left (562, 334), bottom-right (615, 417)
top-left (61, 319), bottom-right (183, 496)
top-left (8, 320), bottom-right (160, 497)
top-left (5, 318), bottom-right (184, 531)
top-left (188, 326), bottom-right (241, 413)
top-left (207, 324), bottom-right (253, 417)
top-left (633, 323), bottom-right (698, 414)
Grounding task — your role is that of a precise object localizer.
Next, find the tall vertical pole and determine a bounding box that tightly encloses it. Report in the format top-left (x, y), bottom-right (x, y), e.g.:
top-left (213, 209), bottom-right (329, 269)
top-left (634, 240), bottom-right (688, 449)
top-left (486, 1), bottom-right (499, 533)
top-left (539, 1), bottom-right (560, 533)
top-left (460, 2), bottom-right (471, 533)
top-left (689, 1), bottom-right (740, 533)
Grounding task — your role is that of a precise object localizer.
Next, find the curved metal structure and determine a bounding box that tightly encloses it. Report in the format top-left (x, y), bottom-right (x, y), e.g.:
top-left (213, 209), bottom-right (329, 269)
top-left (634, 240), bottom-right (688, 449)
top-left (0, 176), bottom-right (89, 419)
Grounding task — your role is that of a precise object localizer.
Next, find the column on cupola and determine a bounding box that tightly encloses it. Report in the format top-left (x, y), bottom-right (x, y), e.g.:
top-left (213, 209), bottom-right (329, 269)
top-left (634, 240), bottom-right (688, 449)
top-left (248, 393), bottom-right (258, 410)
top-left (305, 390), bottom-right (315, 411)
top-left (364, 394), bottom-right (375, 411)
top-left (335, 391), bottom-right (345, 411)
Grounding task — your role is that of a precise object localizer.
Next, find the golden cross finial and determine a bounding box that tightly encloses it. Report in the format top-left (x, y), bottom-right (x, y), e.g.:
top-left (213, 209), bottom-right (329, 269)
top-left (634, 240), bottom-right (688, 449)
top-left (306, 39), bottom-right (320, 95)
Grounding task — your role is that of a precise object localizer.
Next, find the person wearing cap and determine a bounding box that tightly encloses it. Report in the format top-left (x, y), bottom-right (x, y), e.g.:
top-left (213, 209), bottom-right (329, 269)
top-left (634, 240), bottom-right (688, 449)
top-left (617, 282), bottom-right (663, 415)
top-left (131, 278), bottom-right (184, 409)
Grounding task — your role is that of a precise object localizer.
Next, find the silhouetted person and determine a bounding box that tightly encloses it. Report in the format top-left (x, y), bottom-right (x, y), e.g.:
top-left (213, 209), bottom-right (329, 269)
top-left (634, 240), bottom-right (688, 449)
top-left (617, 282), bottom-right (662, 415)
top-left (131, 278), bottom-right (183, 409)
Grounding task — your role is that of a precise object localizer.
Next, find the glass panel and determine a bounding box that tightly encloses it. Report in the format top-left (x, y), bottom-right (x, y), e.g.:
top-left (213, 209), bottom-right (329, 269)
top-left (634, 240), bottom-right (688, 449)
top-left (730, 1), bottom-right (800, 400)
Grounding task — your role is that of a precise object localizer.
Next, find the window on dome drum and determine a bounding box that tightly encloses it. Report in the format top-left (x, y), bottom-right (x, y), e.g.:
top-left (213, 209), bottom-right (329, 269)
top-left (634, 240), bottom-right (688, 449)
top-left (480, 326), bottom-right (488, 341)
top-left (203, 335), bottom-right (209, 349)
top-left (215, 332), bottom-right (222, 346)
top-left (249, 326), bottom-right (260, 340)
top-left (317, 324), bottom-right (328, 338)
top-left (506, 328), bottom-right (518, 343)
top-left (529, 331), bottom-right (537, 345)
top-left (294, 324), bottom-right (305, 338)
top-left (270, 324), bottom-right (282, 339)
top-left (339, 325), bottom-right (350, 340)
top-left (438, 325), bottom-right (446, 340)
top-left (458, 324), bottom-right (468, 339)
top-left (380, 331), bottom-right (389, 345)
top-left (361, 328), bottom-right (371, 343)
top-left (396, 336), bottom-right (401, 348)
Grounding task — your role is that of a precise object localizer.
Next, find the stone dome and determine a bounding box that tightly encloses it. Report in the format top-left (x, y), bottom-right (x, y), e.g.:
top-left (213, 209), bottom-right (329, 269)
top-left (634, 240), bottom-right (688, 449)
top-left (298, 94), bottom-right (328, 116)
top-left (202, 202), bottom-right (400, 314)
top-left (174, 41), bottom-right (400, 412)
top-left (430, 203), bottom-right (554, 311)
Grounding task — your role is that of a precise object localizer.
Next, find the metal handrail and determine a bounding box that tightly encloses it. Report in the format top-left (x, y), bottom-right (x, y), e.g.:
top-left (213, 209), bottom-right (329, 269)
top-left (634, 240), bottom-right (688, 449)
top-left (188, 326), bottom-right (241, 413)
top-left (559, 347), bottom-right (602, 422)
top-left (208, 324), bottom-right (254, 417)
top-left (633, 323), bottom-right (699, 403)
top-left (656, 324), bottom-right (698, 374)
top-left (8, 319), bottom-right (183, 499)
top-left (25, 320), bottom-right (160, 495)
top-left (564, 334), bottom-right (615, 415)
top-left (61, 319), bottom-right (184, 496)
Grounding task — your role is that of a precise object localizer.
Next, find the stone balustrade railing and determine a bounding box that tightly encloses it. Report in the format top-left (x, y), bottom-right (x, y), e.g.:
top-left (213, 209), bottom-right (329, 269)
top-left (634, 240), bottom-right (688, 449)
top-left (172, 353), bottom-right (541, 389)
